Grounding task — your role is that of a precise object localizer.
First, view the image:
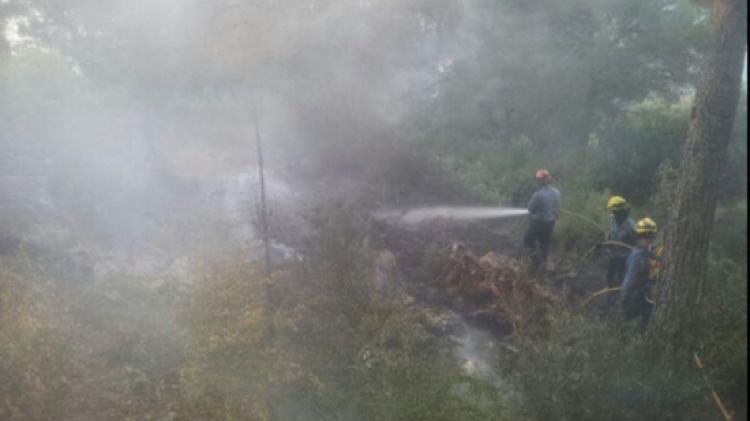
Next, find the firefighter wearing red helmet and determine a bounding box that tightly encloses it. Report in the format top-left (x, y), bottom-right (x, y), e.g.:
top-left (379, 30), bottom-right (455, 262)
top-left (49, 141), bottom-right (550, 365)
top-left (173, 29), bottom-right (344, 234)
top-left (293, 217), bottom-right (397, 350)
top-left (524, 169), bottom-right (561, 270)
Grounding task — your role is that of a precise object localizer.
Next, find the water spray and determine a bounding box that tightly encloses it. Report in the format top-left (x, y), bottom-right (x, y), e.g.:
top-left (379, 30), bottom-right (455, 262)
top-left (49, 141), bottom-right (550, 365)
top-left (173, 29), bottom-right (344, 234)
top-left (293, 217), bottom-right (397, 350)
top-left (371, 206), bottom-right (529, 225)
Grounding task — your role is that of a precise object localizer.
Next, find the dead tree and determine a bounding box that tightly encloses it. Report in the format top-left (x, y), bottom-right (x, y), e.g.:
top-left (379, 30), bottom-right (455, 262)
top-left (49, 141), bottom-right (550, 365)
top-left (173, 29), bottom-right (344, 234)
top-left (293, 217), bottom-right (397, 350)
top-left (253, 100), bottom-right (272, 277)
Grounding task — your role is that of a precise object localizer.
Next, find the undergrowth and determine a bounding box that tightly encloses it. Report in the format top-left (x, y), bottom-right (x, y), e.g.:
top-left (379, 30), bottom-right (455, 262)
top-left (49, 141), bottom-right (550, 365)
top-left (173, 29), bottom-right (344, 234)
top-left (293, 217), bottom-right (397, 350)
top-left (177, 205), bottom-right (509, 420)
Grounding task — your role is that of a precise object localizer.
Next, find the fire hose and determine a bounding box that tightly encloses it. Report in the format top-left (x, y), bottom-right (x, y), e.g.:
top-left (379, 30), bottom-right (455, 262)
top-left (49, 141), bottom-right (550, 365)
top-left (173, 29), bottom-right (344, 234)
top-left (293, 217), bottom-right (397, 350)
top-left (558, 209), bottom-right (637, 304)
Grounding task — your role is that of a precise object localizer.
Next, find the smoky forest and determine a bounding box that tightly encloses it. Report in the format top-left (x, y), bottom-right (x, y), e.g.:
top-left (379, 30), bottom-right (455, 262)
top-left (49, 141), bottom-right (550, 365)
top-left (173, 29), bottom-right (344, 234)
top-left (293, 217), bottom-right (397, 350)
top-left (0, 0), bottom-right (747, 420)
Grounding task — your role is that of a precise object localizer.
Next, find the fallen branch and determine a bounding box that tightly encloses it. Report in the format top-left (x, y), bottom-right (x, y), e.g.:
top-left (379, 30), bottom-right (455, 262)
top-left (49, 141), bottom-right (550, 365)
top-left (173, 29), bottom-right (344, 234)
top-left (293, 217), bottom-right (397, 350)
top-left (693, 352), bottom-right (734, 421)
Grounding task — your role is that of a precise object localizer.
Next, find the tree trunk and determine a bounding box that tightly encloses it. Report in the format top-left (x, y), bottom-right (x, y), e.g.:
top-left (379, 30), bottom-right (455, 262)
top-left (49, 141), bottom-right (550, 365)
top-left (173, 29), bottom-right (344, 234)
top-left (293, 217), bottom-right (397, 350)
top-left (647, 0), bottom-right (747, 358)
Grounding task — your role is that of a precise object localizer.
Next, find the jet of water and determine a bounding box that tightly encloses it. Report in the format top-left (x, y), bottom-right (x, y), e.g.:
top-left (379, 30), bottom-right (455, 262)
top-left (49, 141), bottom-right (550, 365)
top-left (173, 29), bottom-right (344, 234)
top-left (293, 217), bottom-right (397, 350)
top-left (371, 206), bottom-right (528, 225)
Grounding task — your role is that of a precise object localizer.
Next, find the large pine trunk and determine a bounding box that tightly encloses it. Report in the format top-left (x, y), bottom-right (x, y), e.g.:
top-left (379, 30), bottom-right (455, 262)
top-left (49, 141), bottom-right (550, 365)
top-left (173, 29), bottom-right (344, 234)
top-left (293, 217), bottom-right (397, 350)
top-left (647, 0), bottom-right (747, 358)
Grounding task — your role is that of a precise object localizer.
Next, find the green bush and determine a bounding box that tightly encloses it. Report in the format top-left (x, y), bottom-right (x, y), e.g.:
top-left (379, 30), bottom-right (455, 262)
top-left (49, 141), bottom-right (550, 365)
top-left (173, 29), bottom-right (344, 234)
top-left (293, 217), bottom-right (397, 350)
top-left (499, 304), bottom-right (712, 421)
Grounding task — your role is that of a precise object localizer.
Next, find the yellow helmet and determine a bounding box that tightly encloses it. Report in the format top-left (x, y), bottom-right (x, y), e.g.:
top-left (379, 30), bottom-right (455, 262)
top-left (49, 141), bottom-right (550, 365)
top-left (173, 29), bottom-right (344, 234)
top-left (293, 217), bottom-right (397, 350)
top-left (635, 217), bottom-right (657, 237)
top-left (606, 196), bottom-right (629, 212)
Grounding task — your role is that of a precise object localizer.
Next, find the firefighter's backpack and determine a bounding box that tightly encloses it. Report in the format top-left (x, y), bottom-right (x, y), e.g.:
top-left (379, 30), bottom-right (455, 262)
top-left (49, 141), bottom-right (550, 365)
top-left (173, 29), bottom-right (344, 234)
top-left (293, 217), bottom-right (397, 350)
top-left (646, 245), bottom-right (663, 303)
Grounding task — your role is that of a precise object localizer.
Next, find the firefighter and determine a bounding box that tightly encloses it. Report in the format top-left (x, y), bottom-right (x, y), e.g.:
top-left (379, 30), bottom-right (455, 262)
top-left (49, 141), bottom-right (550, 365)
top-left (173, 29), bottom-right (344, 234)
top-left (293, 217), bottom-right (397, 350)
top-left (619, 217), bottom-right (659, 331)
top-left (523, 169), bottom-right (561, 270)
top-left (604, 196), bottom-right (637, 307)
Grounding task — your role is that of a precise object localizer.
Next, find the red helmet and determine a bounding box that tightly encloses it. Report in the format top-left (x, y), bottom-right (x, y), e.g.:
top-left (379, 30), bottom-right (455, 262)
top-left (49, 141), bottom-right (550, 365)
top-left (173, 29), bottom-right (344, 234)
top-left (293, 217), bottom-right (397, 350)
top-left (535, 169), bottom-right (551, 181)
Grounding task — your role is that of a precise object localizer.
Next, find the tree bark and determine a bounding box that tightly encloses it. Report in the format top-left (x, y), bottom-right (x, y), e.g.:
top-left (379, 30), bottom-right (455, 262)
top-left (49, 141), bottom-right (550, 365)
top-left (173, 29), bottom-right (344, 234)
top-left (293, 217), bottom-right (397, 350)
top-left (647, 0), bottom-right (747, 358)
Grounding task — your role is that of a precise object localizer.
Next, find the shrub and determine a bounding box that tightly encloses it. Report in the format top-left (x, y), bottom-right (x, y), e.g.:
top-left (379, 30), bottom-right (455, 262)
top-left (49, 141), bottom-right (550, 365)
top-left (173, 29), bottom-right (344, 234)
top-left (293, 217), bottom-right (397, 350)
top-left (0, 255), bottom-right (85, 421)
top-left (177, 205), bottom-right (509, 420)
top-left (498, 304), bottom-right (713, 421)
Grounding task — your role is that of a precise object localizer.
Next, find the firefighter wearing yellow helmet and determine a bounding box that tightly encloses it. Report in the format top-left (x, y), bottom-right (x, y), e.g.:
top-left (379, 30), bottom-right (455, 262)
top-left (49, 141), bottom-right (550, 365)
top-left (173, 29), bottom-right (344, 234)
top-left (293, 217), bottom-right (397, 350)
top-left (606, 196), bottom-right (628, 212)
top-left (604, 196), bottom-right (637, 309)
top-left (619, 217), bottom-right (660, 331)
top-left (634, 217), bottom-right (658, 236)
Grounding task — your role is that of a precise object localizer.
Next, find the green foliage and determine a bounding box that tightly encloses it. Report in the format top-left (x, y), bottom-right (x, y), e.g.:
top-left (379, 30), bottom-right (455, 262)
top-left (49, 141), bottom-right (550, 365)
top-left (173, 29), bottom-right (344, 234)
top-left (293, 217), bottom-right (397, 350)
top-left (594, 88), bottom-right (747, 205)
top-left (553, 187), bottom-right (610, 259)
top-left (428, 135), bottom-right (542, 205)
top-left (176, 258), bottom-right (279, 420)
top-left (699, 199), bottom-right (748, 418)
top-left (592, 97), bottom-right (690, 204)
top-left (710, 199), bottom-right (748, 265)
top-left (411, 0), bottom-right (710, 162)
top-left (499, 305), bottom-right (712, 421)
top-left (177, 206), bottom-right (508, 420)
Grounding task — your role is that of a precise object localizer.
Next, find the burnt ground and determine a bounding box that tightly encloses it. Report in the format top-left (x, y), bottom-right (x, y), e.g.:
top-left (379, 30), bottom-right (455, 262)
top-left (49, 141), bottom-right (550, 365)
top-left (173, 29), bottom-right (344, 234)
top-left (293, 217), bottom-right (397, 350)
top-left (366, 215), bottom-right (611, 336)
